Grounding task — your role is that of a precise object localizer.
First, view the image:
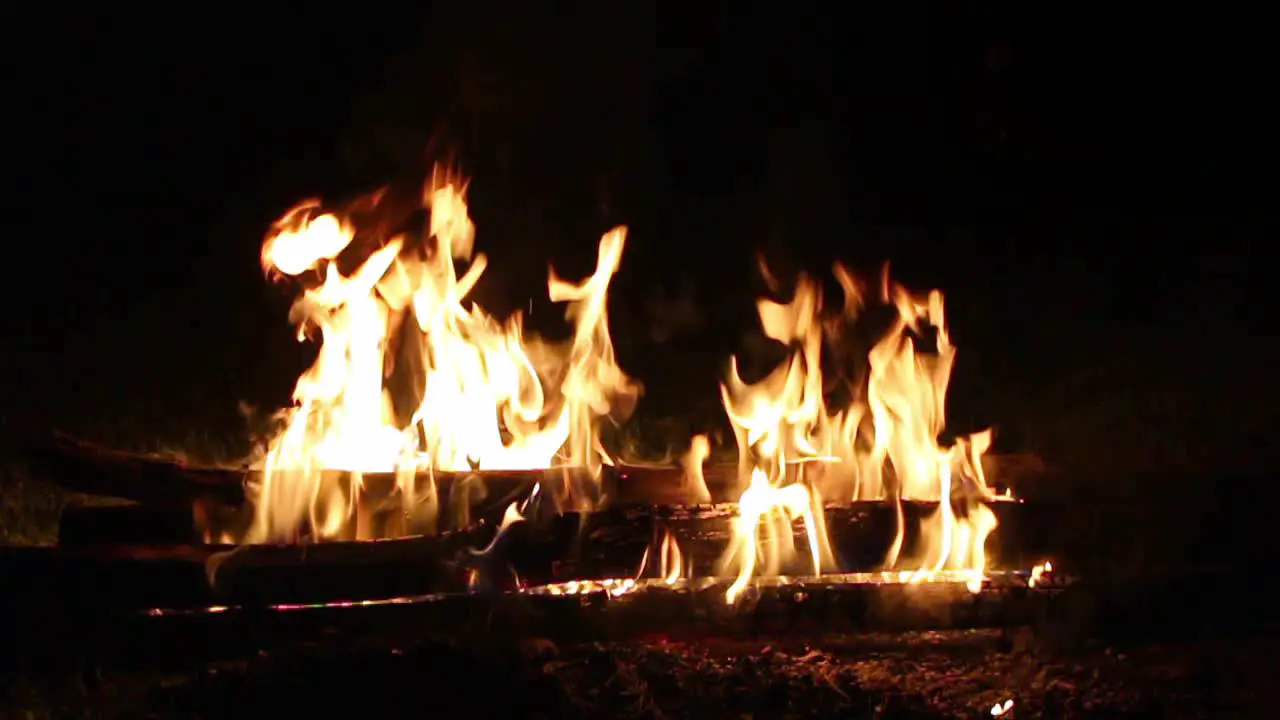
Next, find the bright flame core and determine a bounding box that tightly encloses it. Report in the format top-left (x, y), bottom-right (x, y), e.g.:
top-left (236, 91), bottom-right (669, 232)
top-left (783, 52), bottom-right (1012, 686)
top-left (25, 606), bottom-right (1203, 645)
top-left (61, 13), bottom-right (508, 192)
top-left (248, 170), bottom-right (639, 542)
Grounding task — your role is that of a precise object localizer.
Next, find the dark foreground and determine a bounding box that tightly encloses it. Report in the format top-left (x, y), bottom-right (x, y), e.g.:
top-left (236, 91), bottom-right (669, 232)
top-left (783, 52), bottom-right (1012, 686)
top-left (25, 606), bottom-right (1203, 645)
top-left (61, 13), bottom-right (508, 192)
top-left (4, 626), bottom-right (1276, 718)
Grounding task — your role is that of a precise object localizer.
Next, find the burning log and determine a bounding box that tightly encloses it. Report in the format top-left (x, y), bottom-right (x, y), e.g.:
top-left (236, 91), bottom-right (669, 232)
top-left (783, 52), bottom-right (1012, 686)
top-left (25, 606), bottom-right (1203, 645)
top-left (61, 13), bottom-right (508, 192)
top-left (21, 432), bottom-right (713, 510)
top-left (1, 574), bottom-right (1069, 671)
top-left (500, 501), bottom-right (1055, 589)
top-left (26, 430), bottom-right (1035, 518)
top-left (24, 432), bottom-right (594, 537)
top-left (21, 499), bottom-right (1055, 622)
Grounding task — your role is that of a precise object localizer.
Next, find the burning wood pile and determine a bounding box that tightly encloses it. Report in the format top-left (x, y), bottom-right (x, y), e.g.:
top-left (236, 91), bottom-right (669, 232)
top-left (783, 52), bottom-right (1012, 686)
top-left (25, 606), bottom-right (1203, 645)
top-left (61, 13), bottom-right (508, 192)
top-left (17, 168), bottom-right (1068, 651)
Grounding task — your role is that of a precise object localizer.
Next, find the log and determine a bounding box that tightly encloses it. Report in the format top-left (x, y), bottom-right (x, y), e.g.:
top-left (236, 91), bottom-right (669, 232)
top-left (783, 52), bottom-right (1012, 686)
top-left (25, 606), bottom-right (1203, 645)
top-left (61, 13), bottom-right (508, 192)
top-left (502, 500), bottom-right (1056, 588)
top-left (10, 566), bottom-right (1275, 675)
top-left (204, 528), bottom-right (484, 606)
top-left (23, 432), bottom-right (247, 507)
top-left (24, 432), bottom-right (599, 518)
top-left (0, 524), bottom-right (492, 617)
top-left (0, 572), bottom-right (1070, 671)
top-left (59, 502), bottom-right (199, 547)
top-left (23, 500), bottom-right (1054, 620)
top-left (25, 430), bottom-right (1030, 518)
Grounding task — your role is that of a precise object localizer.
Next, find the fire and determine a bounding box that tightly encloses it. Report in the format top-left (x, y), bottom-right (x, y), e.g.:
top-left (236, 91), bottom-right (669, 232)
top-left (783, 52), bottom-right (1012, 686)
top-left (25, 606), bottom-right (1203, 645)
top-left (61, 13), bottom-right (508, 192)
top-left (719, 468), bottom-right (830, 604)
top-left (635, 528), bottom-right (687, 585)
top-left (239, 162), bottom-right (1006, 605)
top-left (717, 259), bottom-right (998, 601)
top-left (1028, 560), bottom-right (1053, 588)
top-left (246, 169), bottom-right (638, 542)
top-left (680, 433), bottom-right (713, 504)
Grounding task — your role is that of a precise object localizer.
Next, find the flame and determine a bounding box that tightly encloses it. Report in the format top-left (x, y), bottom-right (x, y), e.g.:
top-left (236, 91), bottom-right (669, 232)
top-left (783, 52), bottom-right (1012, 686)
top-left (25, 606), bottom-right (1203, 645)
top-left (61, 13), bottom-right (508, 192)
top-left (681, 434), bottom-right (713, 504)
top-left (1028, 560), bottom-right (1053, 588)
top-left (719, 467), bottom-right (830, 604)
top-left (467, 484), bottom-right (540, 591)
top-left (245, 169), bottom-right (637, 542)
top-left (636, 528), bottom-right (687, 585)
top-left (717, 260), bottom-right (997, 601)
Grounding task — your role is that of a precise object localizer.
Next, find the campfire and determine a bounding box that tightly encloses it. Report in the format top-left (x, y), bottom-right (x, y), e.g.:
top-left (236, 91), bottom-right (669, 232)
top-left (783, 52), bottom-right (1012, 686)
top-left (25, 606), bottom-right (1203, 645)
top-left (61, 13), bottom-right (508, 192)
top-left (12, 167), bottom-right (1102, 717)
top-left (208, 166), bottom-right (1024, 605)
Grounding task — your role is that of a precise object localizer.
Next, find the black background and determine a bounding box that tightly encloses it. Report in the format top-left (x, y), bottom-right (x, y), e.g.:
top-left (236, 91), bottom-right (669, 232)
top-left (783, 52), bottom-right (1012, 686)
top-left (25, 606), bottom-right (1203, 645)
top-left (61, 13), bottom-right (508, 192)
top-left (5, 3), bottom-right (1275, 492)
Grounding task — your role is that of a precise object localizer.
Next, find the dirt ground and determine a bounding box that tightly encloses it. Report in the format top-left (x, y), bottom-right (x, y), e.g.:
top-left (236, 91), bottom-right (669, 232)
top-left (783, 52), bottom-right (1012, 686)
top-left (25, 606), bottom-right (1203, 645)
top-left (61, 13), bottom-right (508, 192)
top-left (4, 627), bottom-right (1275, 718)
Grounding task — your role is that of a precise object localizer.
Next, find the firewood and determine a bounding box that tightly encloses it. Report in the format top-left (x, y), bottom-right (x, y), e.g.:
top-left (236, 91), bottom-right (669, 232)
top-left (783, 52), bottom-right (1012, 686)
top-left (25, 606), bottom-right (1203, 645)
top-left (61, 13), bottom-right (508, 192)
top-left (0, 573), bottom-right (1067, 671)
top-left (59, 503), bottom-right (200, 547)
top-left (23, 432), bottom-right (246, 507)
top-left (25, 430), bottom-right (1040, 512)
top-left (22, 500), bottom-right (1053, 621)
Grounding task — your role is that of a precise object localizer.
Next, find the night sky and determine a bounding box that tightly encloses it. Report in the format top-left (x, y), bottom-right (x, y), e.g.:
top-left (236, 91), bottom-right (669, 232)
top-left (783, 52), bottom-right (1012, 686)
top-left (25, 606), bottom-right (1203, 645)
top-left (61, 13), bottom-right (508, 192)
top-left (6, 4), bottom-right (1275, 491)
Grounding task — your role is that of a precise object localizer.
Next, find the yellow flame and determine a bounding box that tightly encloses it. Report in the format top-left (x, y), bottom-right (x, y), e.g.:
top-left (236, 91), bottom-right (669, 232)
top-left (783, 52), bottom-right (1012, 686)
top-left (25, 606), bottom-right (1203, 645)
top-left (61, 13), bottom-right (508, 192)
top-left (719, 468), bottom-right (830, 604)
top-left (681, 434), bottom-right (713, 503)
top-left (635, 528), bottom-right (687, 585)
top-left (717, 261), bottom-right (997, 600)
top-left (246, 170), bottom-right (637, 542)
top-left (1028, 560), bottom-right (1053, 588)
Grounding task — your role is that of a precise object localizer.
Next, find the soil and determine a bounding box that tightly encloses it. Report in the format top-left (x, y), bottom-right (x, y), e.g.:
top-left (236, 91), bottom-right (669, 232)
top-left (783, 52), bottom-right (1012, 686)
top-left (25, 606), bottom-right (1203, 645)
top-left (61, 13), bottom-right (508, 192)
top-left (4, 627), bottom-right (1274, 718)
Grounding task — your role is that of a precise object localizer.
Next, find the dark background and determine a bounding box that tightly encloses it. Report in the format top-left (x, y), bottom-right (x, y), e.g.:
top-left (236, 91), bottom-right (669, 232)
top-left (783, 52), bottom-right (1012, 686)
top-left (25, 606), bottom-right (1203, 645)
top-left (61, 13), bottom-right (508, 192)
top-left (5, 3), bottom-right (1275, 495)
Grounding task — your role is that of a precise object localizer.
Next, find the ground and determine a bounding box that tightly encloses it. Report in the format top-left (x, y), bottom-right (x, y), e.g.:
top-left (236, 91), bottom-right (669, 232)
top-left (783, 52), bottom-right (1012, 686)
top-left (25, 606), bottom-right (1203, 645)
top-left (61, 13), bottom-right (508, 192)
top-left (4, 628), bottom-right (1275, 718)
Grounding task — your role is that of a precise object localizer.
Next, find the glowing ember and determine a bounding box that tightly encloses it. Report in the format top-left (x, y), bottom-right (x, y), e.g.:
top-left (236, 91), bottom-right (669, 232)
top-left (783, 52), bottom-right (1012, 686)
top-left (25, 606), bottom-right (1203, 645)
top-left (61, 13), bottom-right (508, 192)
top-left (716, 259), bottom-right (998, 601)
top-left (247, 169), bottom-right (638, 542)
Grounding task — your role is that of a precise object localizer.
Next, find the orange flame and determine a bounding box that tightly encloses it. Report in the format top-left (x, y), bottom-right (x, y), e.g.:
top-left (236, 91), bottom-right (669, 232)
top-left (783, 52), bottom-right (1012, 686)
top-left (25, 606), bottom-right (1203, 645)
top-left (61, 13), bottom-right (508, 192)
top-left (717, 260), bottom-right (997, 601)
top-left (636, 528), bottom-right (687, 585)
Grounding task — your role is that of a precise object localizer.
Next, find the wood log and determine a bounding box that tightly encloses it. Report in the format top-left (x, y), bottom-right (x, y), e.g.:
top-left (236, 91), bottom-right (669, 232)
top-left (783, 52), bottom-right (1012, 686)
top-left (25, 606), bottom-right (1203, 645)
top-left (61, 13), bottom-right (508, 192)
top-left (23, 500), bottom-right (1054, 620)
top-left (0, 523), bottom-right (492, 618)
top-left (0, 572), bottom-right (1070, 671)
top-left (204, 527), bottom-right (485, 606)
top-left (10, 565), bottom-right (1275, 674)
top-left (502, 501), bottom-right (1056, 589)
top-left (25, 431), bottom-right (1031, 519)
top-left (23, 432), bottom-right (247, 507)
top-left (59, 503), bottom-right (199, 547)
top-left (24, 432), bottom-right (598, 516)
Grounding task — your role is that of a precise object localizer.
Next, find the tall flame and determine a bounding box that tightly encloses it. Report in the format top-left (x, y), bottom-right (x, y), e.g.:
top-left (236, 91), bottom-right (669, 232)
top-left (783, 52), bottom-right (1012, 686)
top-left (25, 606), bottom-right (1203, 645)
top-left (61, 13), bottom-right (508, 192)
top-left (717, 259), bottom-right (997, 600)
top-left (247, 170), bottom-right (638, 542)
